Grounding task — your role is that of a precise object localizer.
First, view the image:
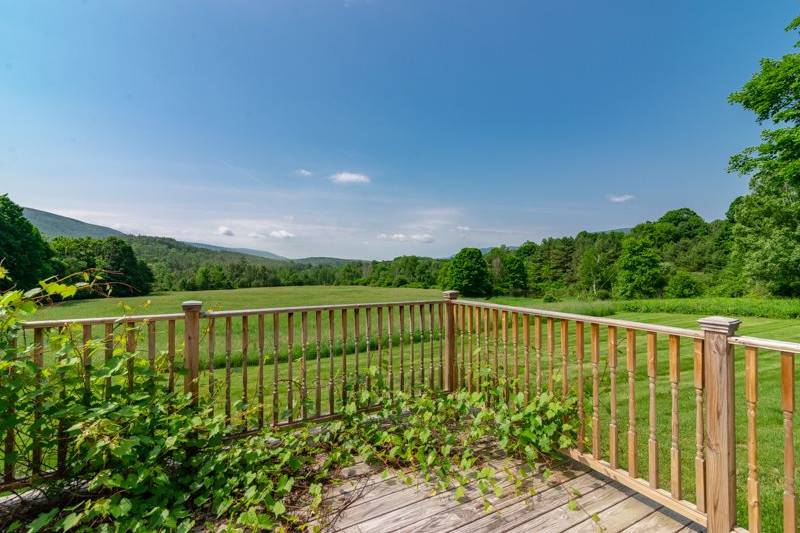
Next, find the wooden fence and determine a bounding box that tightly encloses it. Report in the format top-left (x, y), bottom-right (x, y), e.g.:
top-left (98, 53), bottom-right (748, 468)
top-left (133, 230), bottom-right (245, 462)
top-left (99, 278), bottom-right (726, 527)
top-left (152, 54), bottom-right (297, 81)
top-left (4, 290), bottom-right (800, 532)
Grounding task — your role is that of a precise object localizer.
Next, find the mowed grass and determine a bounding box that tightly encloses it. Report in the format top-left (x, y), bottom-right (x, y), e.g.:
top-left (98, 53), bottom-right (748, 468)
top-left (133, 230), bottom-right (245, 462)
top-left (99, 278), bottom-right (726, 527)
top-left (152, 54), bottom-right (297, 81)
top-left (27, 288), bottom-right (800, 530)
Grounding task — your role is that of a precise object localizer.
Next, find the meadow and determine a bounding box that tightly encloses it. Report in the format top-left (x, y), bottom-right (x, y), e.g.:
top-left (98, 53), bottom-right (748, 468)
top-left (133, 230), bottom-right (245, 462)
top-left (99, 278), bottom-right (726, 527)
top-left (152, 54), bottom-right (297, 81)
top-left (30, 286), bottom-right (800, 530)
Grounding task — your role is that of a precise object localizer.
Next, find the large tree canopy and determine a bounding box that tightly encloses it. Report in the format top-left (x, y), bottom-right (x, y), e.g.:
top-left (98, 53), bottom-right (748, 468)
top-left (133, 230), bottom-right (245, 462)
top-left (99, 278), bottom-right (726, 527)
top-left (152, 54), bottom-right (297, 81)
top-left (0, 194), bottom-right (56, 290)
top-left (727, 17), bottom-right (800, 295)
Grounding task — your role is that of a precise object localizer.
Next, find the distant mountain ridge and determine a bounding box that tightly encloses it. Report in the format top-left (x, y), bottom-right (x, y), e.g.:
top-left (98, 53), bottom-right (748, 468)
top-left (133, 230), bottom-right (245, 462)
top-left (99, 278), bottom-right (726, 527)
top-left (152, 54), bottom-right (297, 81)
top-left (22, 207), bottom-right (350, 266)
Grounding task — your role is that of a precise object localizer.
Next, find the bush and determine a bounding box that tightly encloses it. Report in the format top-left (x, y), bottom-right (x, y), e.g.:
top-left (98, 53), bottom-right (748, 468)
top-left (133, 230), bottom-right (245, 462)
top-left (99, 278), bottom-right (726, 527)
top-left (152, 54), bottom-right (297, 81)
top-left (665, 271), bottom-right (704, 298)
top-left (542, 294), bottom-right (559, 303)
top-left (594, 289), bottom-right (611, 300)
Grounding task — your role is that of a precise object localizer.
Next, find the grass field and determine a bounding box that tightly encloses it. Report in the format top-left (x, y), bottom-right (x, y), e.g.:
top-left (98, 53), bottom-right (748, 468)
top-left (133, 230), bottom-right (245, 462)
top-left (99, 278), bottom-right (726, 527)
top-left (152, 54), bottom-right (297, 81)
top-left (27, 287), bottom-right (800, 530)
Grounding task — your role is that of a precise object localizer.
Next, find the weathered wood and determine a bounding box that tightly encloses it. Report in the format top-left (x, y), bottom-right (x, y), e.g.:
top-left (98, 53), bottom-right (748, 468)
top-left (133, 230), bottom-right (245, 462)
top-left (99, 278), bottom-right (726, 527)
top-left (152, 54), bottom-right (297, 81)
top-left (512, 311), bottom-right (519, 394)
top-left (443, 291), bottom-right (458, 392)
top-left (272, 314), bottom-right (280, 425)
top-left (315, 310), bottom-right (323, 416)
top-left (627, 328), bottom-right (637, 479)
top-left (438, 303), bottom-right (445, 390)
top-left (568, 493), bottom-right (661, 532)
top-left (429, 303), bottom-right (436, 389)
top-left (535, 315), bottom-right (542, 393)
top-left (301, 311), bottom-right (308, 420)
top-left (547, 318), bottom-right (555, 393)
top-left (745, 345), bottom-right (759, 532)
top-left (474, 306), bottom-right (483, 393)
top-left (609, 325), bottom-right (618, 469)
top-left (781, 351), bottom-right (796, 533)
top-left (502, 311), bottom-right (509, 399)
top-left (576, 321), bottom-right (585, 451)
top-left (693, 338), bottom-right (705, 514)
top-left (561, 319), bottom-right (569, 397)
top-left (524, 316), bottom-right (531, 404)
top-left (353, 308), bottom-right (360, 387)
top-left (226, 316), bottom-right (232, 424)
top-left (256, 314), bottom-right (264, 427)
top-left (287, 313), bottom-right (294, 421)
top-left (419, 303), bottom-right (426, 388)
top-left (328, 309), bottom-right (335, 415)
top-left (591, 322), bottom-right (600, 459)
top-left (385, 306), bottom-right (392, 394)
top-left (208, 318), bottom-right (216, 411)
top-left (181, 300), bottom-right (203, 404)
top-left (364, 308), bottom-right (372, 393)
top-left (32, 327), bottom-right (43, 474)
top-left (698, 316), bottom-right (740, 533)
top-left (669, 334), bottom-right (681, 499)
top-left (402, 304), bottom-right (409, 392)
top-left (126, 321), bottom-right (136, 392)
top-left (108, 321), bottom-right (117, 398)
top-left (341, 309), bottom-right (348, 402)
top-left (241, 315), bottom-right (249, 409)
top-left (647, 332), bottom-right (658, 489)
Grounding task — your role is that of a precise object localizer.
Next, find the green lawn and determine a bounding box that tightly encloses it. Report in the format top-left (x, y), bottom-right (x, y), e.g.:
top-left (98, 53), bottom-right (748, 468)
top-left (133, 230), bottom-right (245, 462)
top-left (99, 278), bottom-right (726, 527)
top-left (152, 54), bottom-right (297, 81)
top-left (26, 289), bottom-right (800, 530)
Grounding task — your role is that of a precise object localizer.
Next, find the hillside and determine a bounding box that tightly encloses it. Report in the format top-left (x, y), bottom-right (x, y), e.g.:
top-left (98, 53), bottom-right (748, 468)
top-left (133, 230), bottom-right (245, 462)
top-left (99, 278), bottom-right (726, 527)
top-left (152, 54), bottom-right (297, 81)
top-left (23, 207), bottom-right (126, 239)
top-left (186, 242), bottom-right (287, 261)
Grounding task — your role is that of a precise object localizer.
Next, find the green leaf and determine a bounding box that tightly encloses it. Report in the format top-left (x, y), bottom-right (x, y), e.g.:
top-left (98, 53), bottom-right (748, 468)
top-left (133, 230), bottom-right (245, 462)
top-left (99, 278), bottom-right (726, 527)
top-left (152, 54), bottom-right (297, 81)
top-left (28, 509), bottom-right (58, 533)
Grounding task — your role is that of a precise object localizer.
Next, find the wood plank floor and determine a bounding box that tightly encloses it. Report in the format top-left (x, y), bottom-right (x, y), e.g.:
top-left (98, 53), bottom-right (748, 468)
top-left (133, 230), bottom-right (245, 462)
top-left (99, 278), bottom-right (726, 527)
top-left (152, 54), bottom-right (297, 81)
top-left (315, 455), bottom-right (706, 533)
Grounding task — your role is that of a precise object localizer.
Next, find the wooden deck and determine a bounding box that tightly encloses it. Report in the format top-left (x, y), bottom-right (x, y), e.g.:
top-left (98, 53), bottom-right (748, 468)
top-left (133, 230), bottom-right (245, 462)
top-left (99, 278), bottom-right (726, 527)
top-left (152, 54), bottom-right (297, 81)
top-left (316, 454), bottom-right (705, 533)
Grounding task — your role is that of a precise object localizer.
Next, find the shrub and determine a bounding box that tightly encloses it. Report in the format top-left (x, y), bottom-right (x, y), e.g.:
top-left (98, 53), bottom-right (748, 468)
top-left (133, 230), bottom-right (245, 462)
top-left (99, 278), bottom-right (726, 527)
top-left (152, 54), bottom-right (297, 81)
top-left (665, 271), bottom-right (704, 298)
top-left (542, 294), bottom-right (559, 303)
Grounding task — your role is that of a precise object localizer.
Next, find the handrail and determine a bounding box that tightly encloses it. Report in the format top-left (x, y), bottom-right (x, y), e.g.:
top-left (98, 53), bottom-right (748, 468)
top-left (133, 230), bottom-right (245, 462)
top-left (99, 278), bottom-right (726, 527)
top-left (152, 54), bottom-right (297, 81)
top-left (729, 335), bottom-right (800, 354)
top-left (202, 299), bottom-right (446, 318)
top-left (457, 299), bottom-right (704, 339)
top-left (21, 312), bottom-right (185, 329)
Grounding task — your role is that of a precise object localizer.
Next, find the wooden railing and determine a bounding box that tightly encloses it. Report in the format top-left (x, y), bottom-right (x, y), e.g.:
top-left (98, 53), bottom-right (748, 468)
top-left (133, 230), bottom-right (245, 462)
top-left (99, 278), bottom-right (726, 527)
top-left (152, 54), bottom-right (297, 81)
top-left (5, 291), bottom-right (800, 532)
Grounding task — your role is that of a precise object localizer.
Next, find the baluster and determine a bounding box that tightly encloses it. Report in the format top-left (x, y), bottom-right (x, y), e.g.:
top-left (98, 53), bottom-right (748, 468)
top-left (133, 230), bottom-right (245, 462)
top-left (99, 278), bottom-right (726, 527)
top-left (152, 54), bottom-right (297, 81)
top-left (493, 308), bottom-right (499, 389)
top-left (535, 316), bottom-right (542, 393)
top-left (32, 327), bottom-right (43, 475)
top-left (376, 307), bottom-right (383, 387)
top-left (365, 308), bottom-right (372, 392)
top-left (547, 318), bottom-right (555, 393)
top-left (591, 323), bottom-right (600, 459)
top-left (208, 318), bottom-right (216, 408)
top-left (315, 311), bottom-right (323, 416)
top-left (669, 335), bottom-right (681, 498)
top-left (459, 306), bottom-right (466, 388)
top-left (524, 315), bottom-right (531, 403)
top-left (781, 351), bottom-right (796, 532)
top-left (429, 303), bottom-right (435, 389)
top-left (354, 308), bottom-right (360, 388)
top-left (225, 316), bottom-right (232, 425)
top-left (287, 313), bottom-right (294, 422)
top-left (126, 321), bottom-right (136, 391)
top-left (404, 305), bottom-right (415, 395)
top-left (106, 322), bottom-right (115, 399)
top-left (694, 338), bottom-right (705, 512)
top-left (626, 329), bottom-right (637, 478)
top-left (647, 332), bottom-right (658, 488)
top-left (609, 325), bottom-right (618, 469)
top-left (576, 322), bottom-right (585, 451)
top-left (438, 303), bottom-right (445, 390)
top-left (475, 306), bottom-right (483, 393)
top-left (419, 303), bottom-right (426, 389)
top-left (561, 319), bottom-right (569, 397)
top-left (257, 314), bottom-right (265, 427)
top-left (82, 324), bottom-right (92, 401)
top-left (272, 314), bottom-right (280, 425)
top-left (502, 311), bottom-right (509, 400)
top-left (147, 321), bottom-right (156, 375)
top-left (745, 346), bottom-right (759, 530)
top-left (386, 307), bottom-right (392, 393)
top-left (57, 326), bottom-right (67, 475)
top-left (328, 310), bottom-right (335, 415)
top-left (512, 312), bottom-right (519, 394)
top-left (241, 316), bottom-right (249, 410)
top-left (4, 337), bottom-right (16, 483)
top-left (467, 306), bottom-right (474, 392)
top-left (301, 312), bottom-right (308, 420)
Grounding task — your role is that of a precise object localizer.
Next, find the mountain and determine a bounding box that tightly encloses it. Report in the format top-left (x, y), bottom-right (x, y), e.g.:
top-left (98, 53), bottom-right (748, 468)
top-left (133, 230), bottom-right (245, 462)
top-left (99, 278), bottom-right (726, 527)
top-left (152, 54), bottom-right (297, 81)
top-left (186, 242), bottom-right (287, 261)
top-left (23, 207), bottom-right (126, 239)
top-left (22, 207), bottom-right (355, 266)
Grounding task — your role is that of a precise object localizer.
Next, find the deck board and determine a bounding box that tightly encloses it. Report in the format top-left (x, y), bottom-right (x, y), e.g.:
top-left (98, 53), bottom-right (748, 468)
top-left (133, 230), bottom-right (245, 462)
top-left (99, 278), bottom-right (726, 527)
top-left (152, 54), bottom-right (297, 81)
top-left (316, 456), bottom-right (706, 533)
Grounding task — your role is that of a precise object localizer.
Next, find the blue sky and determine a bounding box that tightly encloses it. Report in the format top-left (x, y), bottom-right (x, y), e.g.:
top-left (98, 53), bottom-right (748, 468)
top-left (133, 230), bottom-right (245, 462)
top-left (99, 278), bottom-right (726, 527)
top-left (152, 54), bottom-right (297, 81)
top-left (1, 1), bottom-right (797, 259)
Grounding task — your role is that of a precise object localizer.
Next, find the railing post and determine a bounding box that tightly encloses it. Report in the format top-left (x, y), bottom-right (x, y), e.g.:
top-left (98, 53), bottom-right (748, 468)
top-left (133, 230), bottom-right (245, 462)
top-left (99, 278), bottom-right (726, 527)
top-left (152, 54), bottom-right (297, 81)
top-left (182, 301), bottom-right (202, 405)
top-left (443, 291), bottom-right (459, 392)
top-left (699, 316), bottom-right (740, 532)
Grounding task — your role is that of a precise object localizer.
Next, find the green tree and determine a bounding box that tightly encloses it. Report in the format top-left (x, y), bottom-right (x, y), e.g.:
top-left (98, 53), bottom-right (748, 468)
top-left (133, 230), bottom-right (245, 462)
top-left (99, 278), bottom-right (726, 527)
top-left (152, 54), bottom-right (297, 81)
top-left (0, 195), bottom-right (56, 289)
top-left (445, 248), bottom-right (491, 296)
top-left (727, 17), bottom-right (800, 295)
top-left (615, 237), bottom-right (664, 298)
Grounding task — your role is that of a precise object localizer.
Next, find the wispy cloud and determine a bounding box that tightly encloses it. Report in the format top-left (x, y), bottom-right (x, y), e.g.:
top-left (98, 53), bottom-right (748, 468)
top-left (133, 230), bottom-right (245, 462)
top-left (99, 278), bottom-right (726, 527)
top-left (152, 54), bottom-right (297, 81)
top-left (296, 168), bottom-right (312, 177)
top-left (216, 225), bottom-right (234, 236)
top-left (330, 171), bottom-right (370, 184)
top-left (269, 229), bottom-right (296, 239)
top-left (456, 225), bottom-right (471, 232)
top-left (607, 194), bottom-right (635, 203)
top-left (411, 233), bottom-right (434, 243)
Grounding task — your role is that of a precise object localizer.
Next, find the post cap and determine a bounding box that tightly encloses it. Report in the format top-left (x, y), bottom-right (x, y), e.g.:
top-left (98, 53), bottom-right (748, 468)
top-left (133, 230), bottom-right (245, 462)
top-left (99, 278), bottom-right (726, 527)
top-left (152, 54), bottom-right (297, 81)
top-left (698, 316), bottom-right (741, 335)
top-left (181, 300), bottom-right (203, 311)
top-left (442, 290), bottom-right (459, 300)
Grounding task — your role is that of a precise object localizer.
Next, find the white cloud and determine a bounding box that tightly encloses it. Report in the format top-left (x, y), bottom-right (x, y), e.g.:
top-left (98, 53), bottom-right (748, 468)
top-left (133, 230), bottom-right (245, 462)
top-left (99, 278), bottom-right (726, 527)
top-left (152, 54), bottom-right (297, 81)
top-left (607, 194), bottom-right (635, 203)
top-left (377, 232), bottom-right (433, 243)
top-left (456, 225), bottom-right (471, 232)
top-left (330, 171), bottom-right (370, 184)
top-left (411, 233), bottom-right (435, 243)
top-left (248, 232), bottom-right (267, 239)
top-left (216, 226), bottom-right (234, 236)
top-left (269, 229), bottom-right (296, 239)
top-left (296, 168), bottom-right (312, 177)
